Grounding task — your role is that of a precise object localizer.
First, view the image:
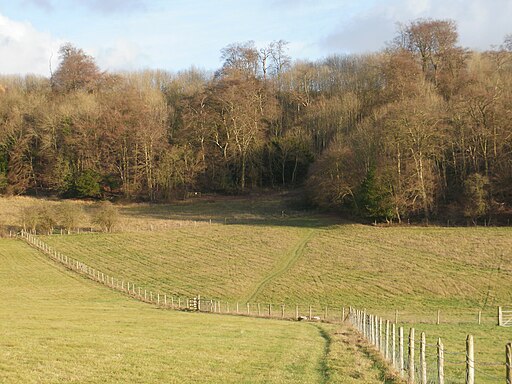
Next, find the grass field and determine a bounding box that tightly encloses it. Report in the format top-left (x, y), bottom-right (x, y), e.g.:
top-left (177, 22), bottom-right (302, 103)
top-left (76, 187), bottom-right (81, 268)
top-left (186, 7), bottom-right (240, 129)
top-left (396, 322), bottom-right (511, 383)
top-left (0, 238), bottom-right (398, 383)
top-left (3, 194), bottom-right (512, 382)
top-left (40, 222), bottom-right (512, 314)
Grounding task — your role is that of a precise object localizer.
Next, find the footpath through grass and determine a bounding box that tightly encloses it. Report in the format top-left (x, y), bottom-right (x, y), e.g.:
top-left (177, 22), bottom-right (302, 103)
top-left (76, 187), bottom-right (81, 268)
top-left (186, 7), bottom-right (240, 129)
top-left (42, 222), bottom-right (512, 316)
top-left (0, 239), bottom-right (396, 384)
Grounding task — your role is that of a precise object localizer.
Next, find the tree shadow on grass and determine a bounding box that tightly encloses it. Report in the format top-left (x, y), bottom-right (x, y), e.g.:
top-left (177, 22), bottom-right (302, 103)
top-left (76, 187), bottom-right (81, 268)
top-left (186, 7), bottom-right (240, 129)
top-left (118, 192), bottom-right (348, 229)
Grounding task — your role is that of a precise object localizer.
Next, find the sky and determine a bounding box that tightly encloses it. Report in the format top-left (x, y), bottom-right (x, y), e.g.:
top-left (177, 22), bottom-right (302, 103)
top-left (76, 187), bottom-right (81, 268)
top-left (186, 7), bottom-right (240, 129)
top-left (0, 0), bottom-right (511, 76)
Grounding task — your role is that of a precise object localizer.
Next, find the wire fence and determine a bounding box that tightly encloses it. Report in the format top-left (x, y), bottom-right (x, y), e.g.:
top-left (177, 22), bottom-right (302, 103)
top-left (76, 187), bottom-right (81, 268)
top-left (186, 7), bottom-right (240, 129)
top-left (15, 230), bottom-right (348, 323)
top-left (348, 308), bottom-right (512, 383)
top-left (14, 230), bottom-right (512, 383)
top-left (10, 229), bottom-right (508, 328)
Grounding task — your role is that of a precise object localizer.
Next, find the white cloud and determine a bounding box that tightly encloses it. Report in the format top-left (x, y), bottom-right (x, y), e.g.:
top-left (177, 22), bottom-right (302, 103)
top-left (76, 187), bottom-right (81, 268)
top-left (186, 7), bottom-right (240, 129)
top-left (321, 0), bottom-right (512, 54)
top-left (94, 40), bottom-right (148, 71)
top-left (0, 13), bottom-right (62, 76)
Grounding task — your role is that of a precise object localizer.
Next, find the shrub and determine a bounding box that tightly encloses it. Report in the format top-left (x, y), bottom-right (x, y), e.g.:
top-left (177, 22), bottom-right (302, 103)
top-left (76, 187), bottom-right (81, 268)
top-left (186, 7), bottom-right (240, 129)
top-left (72, 170), bottom-right (102, 198)
top-left (37, 205), bottom-right (57, 235)
top-left (57, 202), bottom-right (83, 234)
top-left (463, 173), bottom-right (490, 224)
top-left (20, 205), bottom-right (39, 232)
top-left (92, 201), bottom-right (119, 232)
top-left (20, 202), bottom-right (57, 234)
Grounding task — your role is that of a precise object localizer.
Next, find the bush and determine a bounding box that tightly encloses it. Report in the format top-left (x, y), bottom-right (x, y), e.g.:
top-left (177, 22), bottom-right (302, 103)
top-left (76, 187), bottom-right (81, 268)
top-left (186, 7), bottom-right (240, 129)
top-left (72, 170), bottom-right (102, 198)
top-left (463, 173), bottom-right (490, 224)
top-left (20, 205), bottom-right (39, 232)
top-left (56, 202), bottom-right (83, 234)
top-left (37, 205), bottom-right (57, 234)
top-left (20, 202), bottom-right (57, 234)
top-left (92, 201), bottom-right (119, 232)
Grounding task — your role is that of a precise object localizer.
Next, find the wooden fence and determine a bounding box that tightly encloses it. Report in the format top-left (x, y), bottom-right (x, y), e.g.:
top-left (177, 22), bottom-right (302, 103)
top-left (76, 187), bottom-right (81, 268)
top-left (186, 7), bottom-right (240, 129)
top-left (16, 230), bottom-right (347, 323)
top-left (14, 230), bottom-right (512, 383)
top-left (498, 307), bottom-right (512, 327)
top-left (348, 308), bottom-right (512, 383)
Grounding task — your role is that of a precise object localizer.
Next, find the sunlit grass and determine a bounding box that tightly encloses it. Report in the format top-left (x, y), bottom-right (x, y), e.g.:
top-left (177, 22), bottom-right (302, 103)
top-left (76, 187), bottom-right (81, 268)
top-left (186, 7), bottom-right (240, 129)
top-left (0, 239), bottom-right (398, 384)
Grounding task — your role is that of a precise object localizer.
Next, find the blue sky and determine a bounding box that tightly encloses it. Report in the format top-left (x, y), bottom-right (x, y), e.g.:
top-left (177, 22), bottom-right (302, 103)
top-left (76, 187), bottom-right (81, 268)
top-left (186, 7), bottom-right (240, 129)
top-left (0, 0), bottom-right (511, 76)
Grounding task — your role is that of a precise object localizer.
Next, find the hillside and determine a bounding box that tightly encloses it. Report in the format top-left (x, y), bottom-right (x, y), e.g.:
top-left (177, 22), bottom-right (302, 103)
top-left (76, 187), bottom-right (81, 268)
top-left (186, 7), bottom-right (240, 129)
top-left (41, 219), bottom-right (512, 316)
top-left (0, 238), bottom-right (399, 384)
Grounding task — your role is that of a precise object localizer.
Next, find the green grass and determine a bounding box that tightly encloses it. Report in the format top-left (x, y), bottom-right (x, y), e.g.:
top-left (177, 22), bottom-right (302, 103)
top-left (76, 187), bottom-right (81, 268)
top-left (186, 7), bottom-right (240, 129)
top-left (4, 194), bottom-right (512, 383)
top-left (42, 222), bottom-right (512, 316)
top-left (390, 322), bottom-right (512, 384)
top-left (0, 239), bottom-right (396, 384)
top-left (42, 225), bottom-right (311, 302)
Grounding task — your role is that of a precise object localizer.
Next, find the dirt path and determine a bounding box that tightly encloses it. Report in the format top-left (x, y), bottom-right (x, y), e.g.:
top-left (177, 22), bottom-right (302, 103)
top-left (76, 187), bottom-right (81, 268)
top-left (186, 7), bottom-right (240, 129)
top-left (244, 228), bottom-right (316, 303)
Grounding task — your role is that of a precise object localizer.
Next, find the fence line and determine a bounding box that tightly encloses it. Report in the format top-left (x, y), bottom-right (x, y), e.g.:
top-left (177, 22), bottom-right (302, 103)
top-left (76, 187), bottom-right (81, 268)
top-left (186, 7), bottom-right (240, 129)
top-left (16, 230), bottom-right (348, 323)
top-left (15, 230), bottom-right (512, 383)
top-left (348, 307), bottom-right (510, 383)
top-left (10, 230), bottom-right (506, 327)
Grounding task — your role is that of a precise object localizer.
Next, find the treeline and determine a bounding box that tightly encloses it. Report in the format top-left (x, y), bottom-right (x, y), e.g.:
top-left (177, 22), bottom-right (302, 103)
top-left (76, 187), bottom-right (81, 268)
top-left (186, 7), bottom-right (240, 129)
top-left (1, 19), bottom-right (511, 223)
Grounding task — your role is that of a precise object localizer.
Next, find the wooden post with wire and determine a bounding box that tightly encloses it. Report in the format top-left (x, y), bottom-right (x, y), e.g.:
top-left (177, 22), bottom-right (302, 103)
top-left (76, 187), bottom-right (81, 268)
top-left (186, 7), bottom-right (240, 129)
top-left (420, 332), bottom-right (426, 384)
top-left (466, 334), bottom-right (474, 384)
top-left (438, 338), bottom-right (444, 384)
top-left (506, 342), bottom-right (512, 384)
top-left (408, 328), bottom-right (415, 383)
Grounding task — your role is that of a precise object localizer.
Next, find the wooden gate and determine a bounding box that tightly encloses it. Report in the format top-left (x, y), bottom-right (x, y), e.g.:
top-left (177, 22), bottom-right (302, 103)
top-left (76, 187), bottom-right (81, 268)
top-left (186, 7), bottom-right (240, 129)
top-left (499, 306), bottom-right (512, 327)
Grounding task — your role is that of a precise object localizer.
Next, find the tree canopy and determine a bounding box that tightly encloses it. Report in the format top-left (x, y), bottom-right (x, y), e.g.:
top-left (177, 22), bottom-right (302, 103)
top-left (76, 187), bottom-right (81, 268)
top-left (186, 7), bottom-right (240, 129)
top-left (1, 21), bottom-right (512, 224)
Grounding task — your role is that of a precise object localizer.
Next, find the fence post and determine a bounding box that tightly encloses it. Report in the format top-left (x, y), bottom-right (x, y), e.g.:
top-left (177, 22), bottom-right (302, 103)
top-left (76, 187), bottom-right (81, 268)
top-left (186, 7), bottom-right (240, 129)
top-left (392, 323), bottom-right (396, 368)
top-left (478, 310), bottom-right (481, 325)
top-left (408, 328), bottom-right (415, 383)
top-left (379, 318), bottom-right (383, 353)
top-left (309, 305), bottom-right (312, 320)
top-left (506, 342), bottom-right (512, 384)
top-left (362, 310), bottom-right (367, 337)
top-left (247, 303), bottom-right (250, 315)
top-left (395, 309), bottom-right (398, 324)
top-left (385, 320), bottom-right (390, 360)
top-left (257, 303), bottom-right (261, 316)
top-left (437, 309), bottom-right (440, 325)
top-left (268, 304), bottom-right (272, 317)
top-left (399, 326), bottom-right (404, 377)
top-left (438, 338), bottom-right (444, 384)
top-left (499, 306), bottom-right (503, 326)
top-left (281, 304), bottom-right (285, 319)
top-left (372, 315), bottom-right (376, 345)
top-left (376, 316), bottom-right (380, 348)
top-left (369, 315), bottom-right (373, 344)
top-left (370, 315), bottom-right (374, 344)
top-left (342, 307), bottom-right (345, 322)
top-left (420, 332), bottom-right (426, 384)
top-left (466, 334), bottom-right (474, 384)
top-left (295, 304), bottom-right (299, 319)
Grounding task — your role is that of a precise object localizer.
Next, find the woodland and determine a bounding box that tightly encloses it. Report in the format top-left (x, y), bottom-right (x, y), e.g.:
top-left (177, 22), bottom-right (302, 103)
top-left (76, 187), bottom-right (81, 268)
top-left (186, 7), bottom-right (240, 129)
top-left (1, 19), bottom-right (511, 224)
